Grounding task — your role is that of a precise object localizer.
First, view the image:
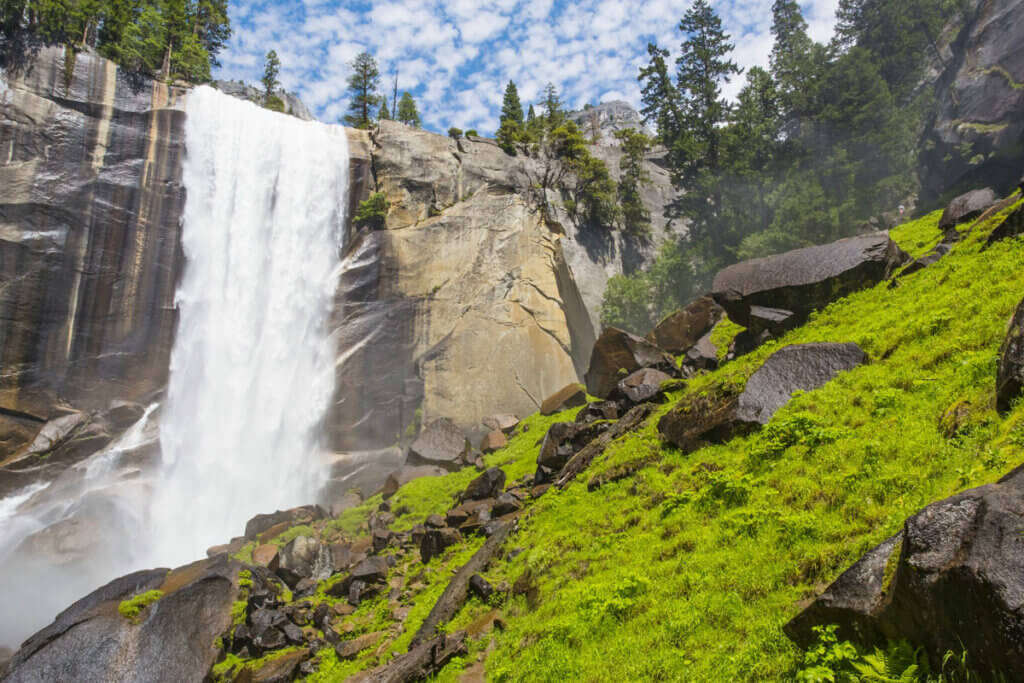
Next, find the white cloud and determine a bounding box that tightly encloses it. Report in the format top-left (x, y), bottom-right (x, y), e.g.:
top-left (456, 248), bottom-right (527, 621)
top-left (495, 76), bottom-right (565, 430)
top-left (216, 0), bottom-right (838, 133)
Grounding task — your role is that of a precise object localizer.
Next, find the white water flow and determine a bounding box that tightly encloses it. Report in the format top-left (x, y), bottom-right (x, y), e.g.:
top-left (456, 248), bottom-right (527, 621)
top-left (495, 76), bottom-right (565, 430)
top-left (148, 86), bottom-right (349, 566)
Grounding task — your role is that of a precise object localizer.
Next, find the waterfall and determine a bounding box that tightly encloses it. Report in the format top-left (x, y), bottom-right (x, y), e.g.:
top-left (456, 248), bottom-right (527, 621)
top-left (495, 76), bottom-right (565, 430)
top-left (148, 86), bottom-right (349, 566)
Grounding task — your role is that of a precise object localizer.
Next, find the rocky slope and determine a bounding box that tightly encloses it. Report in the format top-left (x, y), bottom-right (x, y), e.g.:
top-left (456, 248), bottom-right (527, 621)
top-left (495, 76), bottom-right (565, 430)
top-left (5, 187), bottom-right (1023, 682)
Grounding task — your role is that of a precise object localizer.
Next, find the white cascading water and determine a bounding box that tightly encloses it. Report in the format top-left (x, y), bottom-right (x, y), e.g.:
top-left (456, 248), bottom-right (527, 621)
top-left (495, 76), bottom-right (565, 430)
top-left (148, 86), bottom-right (349, 566)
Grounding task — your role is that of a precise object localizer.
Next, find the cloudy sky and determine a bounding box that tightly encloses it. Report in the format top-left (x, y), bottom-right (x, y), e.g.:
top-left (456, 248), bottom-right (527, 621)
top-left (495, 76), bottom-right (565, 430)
top-left (215, 0), bottom-right (840, 133)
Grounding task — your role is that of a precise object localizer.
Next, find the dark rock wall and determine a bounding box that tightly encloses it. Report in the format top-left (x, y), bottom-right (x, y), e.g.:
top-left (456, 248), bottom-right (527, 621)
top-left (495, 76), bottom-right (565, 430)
top-left (0, 47), bottom-right (187, 458)
top-left (919, 0), bottom-right (1024, 204)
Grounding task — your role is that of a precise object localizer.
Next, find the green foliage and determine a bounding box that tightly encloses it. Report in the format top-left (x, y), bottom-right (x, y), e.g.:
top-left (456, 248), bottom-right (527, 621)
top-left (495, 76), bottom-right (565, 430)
top-left (273, 524), bottom-right (313, 547)
top-left (263, 94), bottom-right (285, 113)
top-left (465, 128), bottom-right (478, 137)
top-left (118, 590), bottom-right (164, 623)
top-left (635, 0), bottom-right (932, 301)
top-left (447, 127), bottom-right (462, 138)
top-left (396, 91), bottom-right (421, 127)
top-left (343, 51), bottom-right (381, 129)
top-left (496, 81), bottom-right (524, 152)
top-left (378, 95), bottom-right (390, 121)
top-left (546, 120), bottom-right (619, 228)
top-left (446, 201), bottom-right (1024, 681)
top-left (613, 128), bottom-right (653, 238)
top-left (354, 192), bottom-right (388, 231)
top-left (599, 273), bottom-right (654, 334)
top-left (261, 49), bottom-right (280, 100)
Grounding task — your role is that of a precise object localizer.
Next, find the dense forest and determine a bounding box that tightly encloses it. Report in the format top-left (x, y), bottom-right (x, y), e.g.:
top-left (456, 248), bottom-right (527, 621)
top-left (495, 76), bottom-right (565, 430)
top-left (601, 0), bottom-right (961, 334)
top-left (0, 0), bottom-right (230, 83)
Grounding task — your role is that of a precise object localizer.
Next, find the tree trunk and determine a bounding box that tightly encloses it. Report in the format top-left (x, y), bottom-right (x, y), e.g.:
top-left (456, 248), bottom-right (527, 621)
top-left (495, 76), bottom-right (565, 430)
top-left (409, 520), bottom-right (514, 648)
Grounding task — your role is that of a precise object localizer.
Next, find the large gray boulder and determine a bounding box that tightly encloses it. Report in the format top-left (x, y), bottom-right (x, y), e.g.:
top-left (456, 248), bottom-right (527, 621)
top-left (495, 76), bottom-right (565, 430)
top-left (585, 328), bottom-right (679, 398)
top-left (735, 343), bottom-right (868, 425)
top-left (3, 556), bottom-right (242, 683)
top-left (997, 298), bottom-right (1024, 413)
top-left (711, 233), bottom-right (908, 336)
top-left (406, 418), bottom-right (472, 471)
top-left (786, 464), bottom-right (1024, 677)
top-left (659, 343), bottom-right (868, 450)
top-left (646, 296), bottom-right (723, 355)
top-left (938, 188), bottom-right (998, 231)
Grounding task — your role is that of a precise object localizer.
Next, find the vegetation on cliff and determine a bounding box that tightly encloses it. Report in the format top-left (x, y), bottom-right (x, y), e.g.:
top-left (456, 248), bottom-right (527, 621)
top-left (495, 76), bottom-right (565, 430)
top-left (601, 0), bottom-right (966, 334)
top-left (0, 0), bottom-right (230, 82)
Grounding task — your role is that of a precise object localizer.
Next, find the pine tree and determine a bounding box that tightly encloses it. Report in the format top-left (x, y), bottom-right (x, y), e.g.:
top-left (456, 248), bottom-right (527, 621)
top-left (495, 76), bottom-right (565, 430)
top-left (672, 0), bottom-right (741, 262)
top-left (613, 128), bottom-right (653, 237)
top-left (378, 95), bottom-right (390, 120)
top-left (396, 91), bottom-right (421, 127)
top-left (501, 81), bottom-right (524, 126)
top-left (638, 43), bottom-right (684, 146)
top-left (343, 51), bottom-right (381, 129)
top-left (261, 49), bottom-right (280, 98)
top-left (770, 0), bottom-right (813, 119)
top-left (496, 81), bottom-right (524, 153)
top-left (193, 0), bottom-right (230, 67)
top-left (525, 104), bottom-right (542, 141)
top-left (542, 82), bottom-right (564, 127)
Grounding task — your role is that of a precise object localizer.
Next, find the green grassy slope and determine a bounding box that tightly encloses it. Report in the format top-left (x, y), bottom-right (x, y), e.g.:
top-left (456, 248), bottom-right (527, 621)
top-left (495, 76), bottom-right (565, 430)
top-left (233, 199), bottom-right (1024, 682)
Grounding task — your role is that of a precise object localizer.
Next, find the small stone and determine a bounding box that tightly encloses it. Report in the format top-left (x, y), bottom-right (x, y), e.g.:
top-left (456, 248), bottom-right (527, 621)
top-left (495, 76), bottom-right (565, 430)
top-left (540, 383), bottom-right (588, 415)
top-left (469, 575), bottom-right (494, 601)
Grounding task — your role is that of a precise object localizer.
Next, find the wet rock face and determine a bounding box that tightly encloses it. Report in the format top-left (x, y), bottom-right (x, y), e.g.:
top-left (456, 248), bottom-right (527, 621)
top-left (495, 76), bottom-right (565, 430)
top-left (711, 232), bottom-right (908, 337)
top-left (996, 298), bottom-right (1024, 413)
top-left (786, 464), bottom-right (1024, 677)
top-left (3, 556), bottom-right (240, 683)
top-left (0, 46), bottom-right (187, 460)
top-left (918, 0), bottom-right (1024, 204)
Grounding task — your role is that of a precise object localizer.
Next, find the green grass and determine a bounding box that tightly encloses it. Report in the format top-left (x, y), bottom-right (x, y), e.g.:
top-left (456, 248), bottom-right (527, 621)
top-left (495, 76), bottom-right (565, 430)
top-left (470, 199), bottom-right (1024, 681)
top-left (224, 204), bottom-right (1024, 682)
top-left (117, 590), bottom-right (164, 623)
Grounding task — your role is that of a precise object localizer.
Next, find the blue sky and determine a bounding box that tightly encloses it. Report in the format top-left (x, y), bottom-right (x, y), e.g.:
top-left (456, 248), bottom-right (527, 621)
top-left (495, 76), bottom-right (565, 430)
top-left (216, 0), bottom-right (839, 133)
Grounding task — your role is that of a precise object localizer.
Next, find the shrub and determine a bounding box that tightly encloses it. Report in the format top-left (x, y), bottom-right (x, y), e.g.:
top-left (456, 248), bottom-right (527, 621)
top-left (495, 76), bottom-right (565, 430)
top-left (264, 94), bottom-right (286, 113)
top-left (118, 590), bottom-right (164, 623)
top-left (447, 127), bottom-right (463, 138)
top-left (465, 129), bottom-right (479, 137)
top-left (354, 192), bottom-right (388, 230)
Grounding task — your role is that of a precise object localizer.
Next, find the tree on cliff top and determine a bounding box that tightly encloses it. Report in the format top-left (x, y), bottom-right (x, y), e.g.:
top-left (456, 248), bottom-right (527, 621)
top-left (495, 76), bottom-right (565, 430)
top-left (496, 81), bottom-right (524, 152)
top-left (261, 50), bottom-right (280, 97)
top-left (343, 51), bottom-right (381, 129)
top-left (396, 91), bottom-right (421, 127)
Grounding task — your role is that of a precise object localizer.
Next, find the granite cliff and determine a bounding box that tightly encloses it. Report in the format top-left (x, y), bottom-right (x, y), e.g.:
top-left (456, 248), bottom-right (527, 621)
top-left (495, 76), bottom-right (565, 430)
top-left (0, 46), bottom-right (673, 485)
